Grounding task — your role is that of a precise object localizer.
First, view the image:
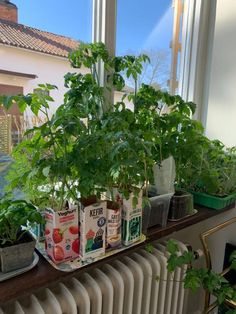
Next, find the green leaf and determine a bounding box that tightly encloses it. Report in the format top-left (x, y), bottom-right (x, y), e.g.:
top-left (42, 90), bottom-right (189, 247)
top-left (145, 243), bottom-right (154, 254)
top-left (166, 239), bottom-right (179, 255)
top-left (42, 166), bottom-right (50, 177)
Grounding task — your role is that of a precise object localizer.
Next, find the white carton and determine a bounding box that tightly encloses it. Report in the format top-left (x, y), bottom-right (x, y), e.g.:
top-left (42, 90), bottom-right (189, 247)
top-left (114, 190), bottom-right (143, 246)
top-left (45, 207), bottom-right (79, 264)
top-left (106, 201), bottom-right (121, 250)
top-left (80, 200), bottom-right (106, 260)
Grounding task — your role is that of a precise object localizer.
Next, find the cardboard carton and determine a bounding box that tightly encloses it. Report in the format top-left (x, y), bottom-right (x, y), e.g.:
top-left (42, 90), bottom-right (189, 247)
top-left (45, 207), bottom-right (79, 263)
top-left (80, 199), bottom-right (106, 260)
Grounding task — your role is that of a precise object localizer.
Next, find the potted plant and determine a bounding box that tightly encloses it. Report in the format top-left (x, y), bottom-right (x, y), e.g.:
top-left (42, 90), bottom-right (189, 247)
top-left (68, 43), bottom-right (153, 246)
top-left (187, 140), bottom-right (236, 210)
top-left (2, 43), bottom-right (155, 249)
top-left (2, 83), bottom-right (82, 263)
top-left (0, 198), bottom-right (43, 273)
top-left (133, 85), bottom-right (206, 221)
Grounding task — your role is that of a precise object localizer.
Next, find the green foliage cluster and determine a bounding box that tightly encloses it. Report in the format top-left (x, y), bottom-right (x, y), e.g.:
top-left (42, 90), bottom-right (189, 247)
top-left (2, 42), bottom-right (235, 212)
top-left (184, 140), bottom-right (236, 197)
top-left (166, 240), bottom-right (236, 313)
top-left (2, 43), bottom-right (155, 209)
top-left (0, 199), bottom-right (43, 246)
top-left (132, 85), bottom-right (208, 186)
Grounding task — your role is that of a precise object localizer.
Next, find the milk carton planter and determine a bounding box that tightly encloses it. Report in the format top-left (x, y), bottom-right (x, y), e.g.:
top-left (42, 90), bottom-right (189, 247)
top-left (120, 191), bottom-right (143, 246)
top-left (45, 207), bottom-right (79, 264)
top-left (80, 197), bottom-right (106, 260)
top-left (106, 201), bottom-right (122, 250)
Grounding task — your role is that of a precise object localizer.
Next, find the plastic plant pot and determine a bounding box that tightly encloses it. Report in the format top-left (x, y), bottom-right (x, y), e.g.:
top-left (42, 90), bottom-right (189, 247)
top-left (168, 191), bottom-right (194, 221)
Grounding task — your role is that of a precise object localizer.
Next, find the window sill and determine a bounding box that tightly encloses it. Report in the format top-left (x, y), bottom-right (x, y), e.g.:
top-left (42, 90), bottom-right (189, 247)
top-left (0, 205), bottom-right (235, 305)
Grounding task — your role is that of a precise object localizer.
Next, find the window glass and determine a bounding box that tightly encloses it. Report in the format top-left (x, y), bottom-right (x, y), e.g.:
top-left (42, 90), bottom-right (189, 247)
top-left (116, 0), bottom-right (183, 94)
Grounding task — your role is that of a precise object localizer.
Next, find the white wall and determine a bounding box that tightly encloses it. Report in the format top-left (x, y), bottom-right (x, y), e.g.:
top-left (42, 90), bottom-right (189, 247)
top-left (205, 0), bottom-right (236, 147)
top-left (114, 90), bottom-right (133, 110)
top-left (0, 44), bottom-right (129, 125)
top-left (0, 44), bottom-right (87, 125)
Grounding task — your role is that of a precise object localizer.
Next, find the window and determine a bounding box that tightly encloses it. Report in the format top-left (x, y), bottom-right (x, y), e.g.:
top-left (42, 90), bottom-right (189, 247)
top-left (116, 0), bottom-right (184, 94)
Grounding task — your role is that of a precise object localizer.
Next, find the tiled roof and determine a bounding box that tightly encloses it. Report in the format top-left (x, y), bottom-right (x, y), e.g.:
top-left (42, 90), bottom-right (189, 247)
top-left (0, 19), bottom-right (80, 58)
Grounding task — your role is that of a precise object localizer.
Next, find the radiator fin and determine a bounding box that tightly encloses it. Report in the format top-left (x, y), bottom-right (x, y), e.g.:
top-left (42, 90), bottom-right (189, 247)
top-left (101, 264), bottom-right (124, 314)
top-left (65, 277), bottom-right (90, 314)
top-left (112, 260), bottom-right (134, 314)
top-left (49, 283), bottom-right (77, 314)
top-left (122, 255), bottom-right (143, 314)
top-left (130, 252), bottom-right (152, 314)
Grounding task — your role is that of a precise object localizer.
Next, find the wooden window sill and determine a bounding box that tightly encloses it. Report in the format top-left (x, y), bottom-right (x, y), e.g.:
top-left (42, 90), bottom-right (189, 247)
top-left (0, 205), bottom-right (234, 305)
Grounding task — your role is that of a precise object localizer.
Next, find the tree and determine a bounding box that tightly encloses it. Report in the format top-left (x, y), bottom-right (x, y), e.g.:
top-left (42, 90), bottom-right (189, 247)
top-left (124, 49), bottom-right (170, 91)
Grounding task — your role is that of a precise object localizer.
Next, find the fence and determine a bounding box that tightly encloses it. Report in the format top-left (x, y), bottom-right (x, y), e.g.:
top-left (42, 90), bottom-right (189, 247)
top-left (0, 115), bottom-right (12, 155)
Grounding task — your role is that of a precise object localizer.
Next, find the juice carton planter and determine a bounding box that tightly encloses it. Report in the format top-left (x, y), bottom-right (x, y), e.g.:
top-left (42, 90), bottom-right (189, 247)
top-left (80, 200), bottom-right (106, 260)
top-left (45, 207), bottom-right (79, 264)
top-left (106, 201), bottom-right (122, 250)
top-left (114, 191), bottom-right (143, 246)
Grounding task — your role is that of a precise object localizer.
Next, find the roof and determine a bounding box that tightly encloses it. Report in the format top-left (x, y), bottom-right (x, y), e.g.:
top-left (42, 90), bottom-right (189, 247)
top-left (0, 19), bottom-right (80, 58)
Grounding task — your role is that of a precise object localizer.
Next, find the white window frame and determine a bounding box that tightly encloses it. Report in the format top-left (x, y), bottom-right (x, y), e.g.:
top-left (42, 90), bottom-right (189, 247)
top-left (92, 0), bottom-right (217, 123)
top-left (178, 0), bottom-right (217, 127)
top-left (92, 0), bottom-right (117, 112)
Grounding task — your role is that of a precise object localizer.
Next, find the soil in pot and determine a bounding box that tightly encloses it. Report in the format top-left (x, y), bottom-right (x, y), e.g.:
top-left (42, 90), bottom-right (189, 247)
top-left (168, 191), bottom-right (194, 221)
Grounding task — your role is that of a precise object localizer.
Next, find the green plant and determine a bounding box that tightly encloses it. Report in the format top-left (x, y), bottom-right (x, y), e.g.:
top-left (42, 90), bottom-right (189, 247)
top-left (130, 84), bottom-right (210, 191)
top-left (166, 239), bottom-right (236, 314)
top-left (0, 199), bottom-right (43, 246)
top-left (2, 43), bottom-right (154, 207)
top-left (3, 83), bottom-right (80, 210)
top-left (189, 140), bottom-right (236, 197)
top-left (5, 133), bottom-right (52, 208)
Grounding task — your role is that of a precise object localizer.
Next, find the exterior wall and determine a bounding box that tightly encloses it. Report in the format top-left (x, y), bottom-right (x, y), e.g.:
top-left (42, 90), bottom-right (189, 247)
top-left (204, 0), bottom-right (236, 147)
top-left (0, 44), bottom-right (127, 125)
top-left (114, 90), bottom-right (133, 110)
top-left (0, 44), bottom-right (87, 125)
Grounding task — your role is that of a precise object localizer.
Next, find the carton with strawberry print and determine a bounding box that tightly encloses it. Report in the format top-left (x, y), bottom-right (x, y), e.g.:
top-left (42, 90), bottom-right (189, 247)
top-left (45, 206), bottom-right (79, 263)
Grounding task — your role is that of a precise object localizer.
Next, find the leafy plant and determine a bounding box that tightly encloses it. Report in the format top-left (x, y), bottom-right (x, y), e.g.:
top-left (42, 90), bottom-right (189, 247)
top-left (3, 83), bottom-right (80, 210)
top-left (2, 43), bottom-right (154, 207)
top-left (129, 84), bottom-right (210, 191)
top-left (166, 239), bottom-right (236, 313)
top-left (0, 199), bottom-right (43, 246)
top-left (189, 140), bottom-right (236, 197)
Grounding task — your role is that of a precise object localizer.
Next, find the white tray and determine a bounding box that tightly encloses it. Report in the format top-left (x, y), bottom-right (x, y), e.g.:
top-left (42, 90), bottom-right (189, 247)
top-left (36, 234), bottom-right (146, 272)
top-left (0, 252), bottom-right (39, 282)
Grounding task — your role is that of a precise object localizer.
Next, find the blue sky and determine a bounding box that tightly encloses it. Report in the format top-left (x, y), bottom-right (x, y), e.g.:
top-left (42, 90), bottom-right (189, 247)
top-left (13, 0), bottom-right (173, 55)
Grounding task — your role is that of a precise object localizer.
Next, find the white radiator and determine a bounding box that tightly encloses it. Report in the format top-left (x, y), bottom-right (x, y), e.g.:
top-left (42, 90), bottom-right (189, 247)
top-left (1, 240), bottom-right (189, 314)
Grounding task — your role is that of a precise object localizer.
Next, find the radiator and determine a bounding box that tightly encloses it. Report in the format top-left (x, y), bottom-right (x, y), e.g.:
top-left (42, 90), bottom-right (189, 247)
top-left (1, 240), bottom-right (189, 314)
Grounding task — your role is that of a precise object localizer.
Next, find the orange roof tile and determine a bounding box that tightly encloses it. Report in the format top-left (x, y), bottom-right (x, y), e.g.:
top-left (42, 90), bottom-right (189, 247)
top-left (0, 19), bottom-right (80, 58)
